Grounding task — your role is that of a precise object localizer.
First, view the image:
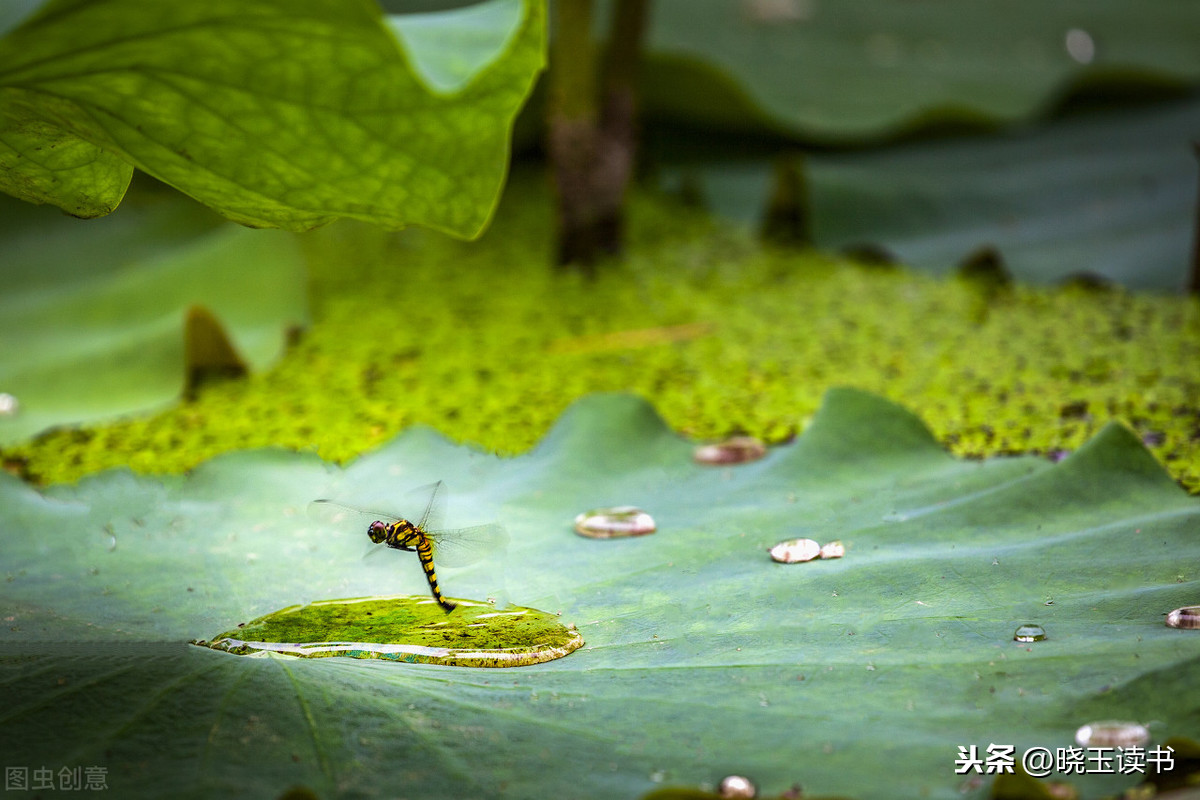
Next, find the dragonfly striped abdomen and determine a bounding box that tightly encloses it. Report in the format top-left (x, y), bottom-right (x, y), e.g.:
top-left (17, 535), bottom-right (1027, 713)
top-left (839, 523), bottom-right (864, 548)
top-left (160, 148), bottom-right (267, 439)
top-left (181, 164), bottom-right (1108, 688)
top-left (309, 481), bottom-right (506, 613)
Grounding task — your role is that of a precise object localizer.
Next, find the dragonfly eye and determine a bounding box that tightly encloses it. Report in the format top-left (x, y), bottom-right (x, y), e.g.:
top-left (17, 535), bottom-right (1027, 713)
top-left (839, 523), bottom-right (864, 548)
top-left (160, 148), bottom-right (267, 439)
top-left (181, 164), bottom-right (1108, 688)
top-left (368, 521), bottom-right (388, 544)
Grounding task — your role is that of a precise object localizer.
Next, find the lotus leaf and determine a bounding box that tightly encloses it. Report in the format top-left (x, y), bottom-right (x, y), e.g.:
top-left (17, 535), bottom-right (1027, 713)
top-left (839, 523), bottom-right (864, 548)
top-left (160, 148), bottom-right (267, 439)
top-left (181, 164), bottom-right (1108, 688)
top-left (2, 389), bottom-right (1197, 799)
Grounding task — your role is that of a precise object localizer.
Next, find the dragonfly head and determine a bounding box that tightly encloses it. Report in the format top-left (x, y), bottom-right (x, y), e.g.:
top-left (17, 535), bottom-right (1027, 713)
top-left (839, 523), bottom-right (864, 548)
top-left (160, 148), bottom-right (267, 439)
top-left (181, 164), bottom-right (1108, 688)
top-left (367, 521), bottom-right (389, 544)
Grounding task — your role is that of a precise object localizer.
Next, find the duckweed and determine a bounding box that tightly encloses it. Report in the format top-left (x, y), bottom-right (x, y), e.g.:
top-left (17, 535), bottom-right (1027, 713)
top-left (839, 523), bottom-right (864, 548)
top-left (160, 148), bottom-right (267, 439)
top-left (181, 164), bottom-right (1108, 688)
top-left (6, 170), bottom-right (1199, 492)
top-left (196, 596), bottom-right (583, 668)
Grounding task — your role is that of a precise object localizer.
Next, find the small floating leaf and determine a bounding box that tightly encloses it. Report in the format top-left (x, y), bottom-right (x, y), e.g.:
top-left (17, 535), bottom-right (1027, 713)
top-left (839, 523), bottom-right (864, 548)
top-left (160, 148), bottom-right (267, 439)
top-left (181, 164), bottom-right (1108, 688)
top-left (574, 506), bottom-right (656, 538)
top-left (197, 595), bottom-right (582, 668)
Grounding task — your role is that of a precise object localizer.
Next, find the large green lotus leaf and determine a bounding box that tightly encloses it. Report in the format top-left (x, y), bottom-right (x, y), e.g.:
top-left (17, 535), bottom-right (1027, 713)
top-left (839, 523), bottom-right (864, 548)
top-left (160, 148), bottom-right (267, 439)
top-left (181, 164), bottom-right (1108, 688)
top-left (2, 390), bottom-right (1198, 799)
top-left (0, 188), bottom-right (306, 446)
top-left (0, 0), bottom-right (544, 235)
top-left (636, 0), bottom-right (1200, 143)
top-left (656, 94), bottom-right (1199, 289)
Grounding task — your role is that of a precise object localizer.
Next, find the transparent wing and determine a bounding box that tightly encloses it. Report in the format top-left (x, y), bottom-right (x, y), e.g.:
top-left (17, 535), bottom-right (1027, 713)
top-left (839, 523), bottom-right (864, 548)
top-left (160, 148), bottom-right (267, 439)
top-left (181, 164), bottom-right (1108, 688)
top-left (406, 480), bottom-right (445, 533)
top-left (307, 499), bottom-right (400, 530)
top-left (309, 484), bottom-right (504, 567)
top-left (424, 523), bottom-right (508, 568)
top-left (310, 483), bottom-right (441, 531)
top-left (307, 500), bottom-right (394, 558)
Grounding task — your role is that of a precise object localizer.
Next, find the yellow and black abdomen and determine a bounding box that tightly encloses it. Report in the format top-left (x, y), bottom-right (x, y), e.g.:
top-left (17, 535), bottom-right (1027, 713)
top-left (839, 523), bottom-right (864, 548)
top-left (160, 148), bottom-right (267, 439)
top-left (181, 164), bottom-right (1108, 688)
top-left (414, 534), bottom-right (455, 612)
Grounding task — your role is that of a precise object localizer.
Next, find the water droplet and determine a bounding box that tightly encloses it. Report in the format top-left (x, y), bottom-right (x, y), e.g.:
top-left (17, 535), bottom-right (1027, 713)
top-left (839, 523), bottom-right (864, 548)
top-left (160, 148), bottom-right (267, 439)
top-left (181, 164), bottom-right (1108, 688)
top-left (1166, 605), bottom-right (1200, 629)
top-left (719, 774), bottom-right (757, 799)
top-left (743, 0), bottom-right (814, 24)
top-left (819, 541), bottom-right (844, 559)
top-left (694, 436), bottom-right (767, 465)
top-left (0, 393), bottom-right (18, 417)
top-left (573, 507), bottom-right (656, 539)
top-left (1064, 28), bottom-right (1095, 64)
top-left (882, 511), bottom-right (908, 522)
top-left (769, 538), bottom-right (820, 563)
top-left (1075, 720), bottom-right (1149, 748)
top-left (1013, 624), bottom-right (1047, 642)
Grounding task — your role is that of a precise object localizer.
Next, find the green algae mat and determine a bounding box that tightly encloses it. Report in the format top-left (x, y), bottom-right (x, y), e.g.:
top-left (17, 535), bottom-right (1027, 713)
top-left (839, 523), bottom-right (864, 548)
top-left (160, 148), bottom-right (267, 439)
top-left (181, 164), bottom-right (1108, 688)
top-left (2, 389), bottom-right (1198, 799)
top-left (199, 596), bottom-right (583, 668)
top-left (9, 173), bottom-right (1199, 492)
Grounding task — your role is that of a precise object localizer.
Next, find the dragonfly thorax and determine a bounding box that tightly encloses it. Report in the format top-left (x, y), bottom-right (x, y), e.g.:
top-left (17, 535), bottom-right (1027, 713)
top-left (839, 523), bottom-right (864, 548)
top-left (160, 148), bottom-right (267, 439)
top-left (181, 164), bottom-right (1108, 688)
top-left (369, 518), bottom-right (422, 548)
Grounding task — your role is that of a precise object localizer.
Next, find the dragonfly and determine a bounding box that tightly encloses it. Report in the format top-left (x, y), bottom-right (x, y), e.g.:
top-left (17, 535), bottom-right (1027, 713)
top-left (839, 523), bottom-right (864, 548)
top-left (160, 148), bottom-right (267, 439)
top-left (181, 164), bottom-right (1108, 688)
top-left (308, 481), bottom-right (506, 613)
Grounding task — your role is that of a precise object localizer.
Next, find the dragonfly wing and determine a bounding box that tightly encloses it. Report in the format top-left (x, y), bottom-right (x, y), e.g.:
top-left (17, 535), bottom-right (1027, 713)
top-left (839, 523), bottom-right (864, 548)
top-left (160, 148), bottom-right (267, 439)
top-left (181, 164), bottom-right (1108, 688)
top-left (405, 480), bottom-right (446, 533)
top-left (427, 523), bottom-right (508, 568)
top-left (310, 501), bottom-right (400, 559)
top-left (308, 500), bottom-right (399, 529)
top-left (310, 487), bottom-right (502, 568)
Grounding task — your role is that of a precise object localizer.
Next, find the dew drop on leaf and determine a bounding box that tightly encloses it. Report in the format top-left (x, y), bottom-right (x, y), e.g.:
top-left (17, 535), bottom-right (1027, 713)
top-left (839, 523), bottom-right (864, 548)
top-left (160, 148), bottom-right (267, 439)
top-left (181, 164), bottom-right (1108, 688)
top-left (1075, 720), bottom-right (1149, 748)
top-left (1013, 623), bottom-right (1047, 642)
top-left (719, 774), bottom-right (757, 799)
top-left (101, 524), bottom-right (117, 552)
top-left (1165, 606), bottom-right (1200, 629)
top-left (573, 507), bottom-right (656, 538)
top-left (769, 538), bottom-right (821, 563)
top-left (1064, 28), bottom-right (1096, 64)
top-left (694, 436), bottom-right (767, 465)
top-left (819, 541), bottom-right (845, 559)
top-left (0, 393), bottom-right (18, 416)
